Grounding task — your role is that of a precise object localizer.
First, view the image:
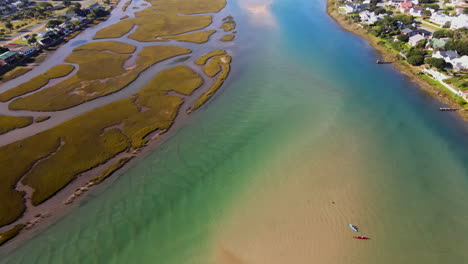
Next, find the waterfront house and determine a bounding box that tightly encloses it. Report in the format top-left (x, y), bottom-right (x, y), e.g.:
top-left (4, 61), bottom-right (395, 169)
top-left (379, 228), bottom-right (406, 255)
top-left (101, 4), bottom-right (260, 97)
top-left (38, 37), bottom-right (54, 47)
top-left (0, 50), bottom-right (17, 64)
top-left (18, 46), bottom-right (35, 56)
top-left (433, 50), bottom-right (459, 62)
top-left (408, 34), bottom-right (426, 46)
top-left (359, 10), bottom-right (384, 24)
top-left (450, 56), bottom-right (468, 71)
top-left (87, 3), bottom-right (104, 11)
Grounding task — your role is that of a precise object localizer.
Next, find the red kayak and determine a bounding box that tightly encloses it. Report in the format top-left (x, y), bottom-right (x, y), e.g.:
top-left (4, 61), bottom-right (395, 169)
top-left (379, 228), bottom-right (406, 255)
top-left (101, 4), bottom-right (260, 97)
top-left (353, 236), bottom-right (370, 240)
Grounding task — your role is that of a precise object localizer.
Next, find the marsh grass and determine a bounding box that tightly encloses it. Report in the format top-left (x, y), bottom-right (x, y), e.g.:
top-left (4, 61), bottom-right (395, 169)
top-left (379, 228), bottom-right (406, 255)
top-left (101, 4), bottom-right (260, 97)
top-left (0, 116), bottom-right (33, 135)
top-left (0, 224), bottom-right (24, 246)
top-left (161, 30), bottom-right (216, 43)
top-left (0, 67), bottom-right (32, 82)
top-left (195, 49), bottom-right (226, 65)
top-left (34, 116), bottom-right (50, 123)
top-left (9, 45), bottom-right (191, 111)
top-left (191, 54), bottom-right (231, 111)
top-left (0, 64), bottom-right (203, 222)
top-left (89, 157), bottom-right (133, 184)
top-left (0, 64), bottom-right (75, 102)
top-left (73, 41), bottom-right (136, 54)
top-left (220, 34), bottom-right (235, 42)
top-left (95, 0), bottom-right (226, 41)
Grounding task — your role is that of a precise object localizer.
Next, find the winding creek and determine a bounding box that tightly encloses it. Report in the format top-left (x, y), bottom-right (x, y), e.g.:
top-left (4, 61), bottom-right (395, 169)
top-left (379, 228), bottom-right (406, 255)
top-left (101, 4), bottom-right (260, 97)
top-left (1, 0), bottom-right (468, 263)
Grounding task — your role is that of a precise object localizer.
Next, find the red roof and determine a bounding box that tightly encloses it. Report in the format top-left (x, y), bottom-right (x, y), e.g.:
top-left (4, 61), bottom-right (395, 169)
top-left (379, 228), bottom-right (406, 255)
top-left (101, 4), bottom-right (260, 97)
top-left (400, 2), bottom-right (413, 8)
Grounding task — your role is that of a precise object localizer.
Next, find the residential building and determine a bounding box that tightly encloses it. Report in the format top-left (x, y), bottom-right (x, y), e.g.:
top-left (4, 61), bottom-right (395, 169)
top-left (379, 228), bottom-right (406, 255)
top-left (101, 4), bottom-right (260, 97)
top-left (450, 14), bottom-right (468, 29)
top-left (430, 12), bottom-right (452, 25)
top-left (409, 7), bottom-right (423, 17)
top-left (450, 56), bottom-right (468, 71)
top-left (359, 10), bottom-right (384, 24)
top-left (18, 46), bottom-right (35, 56)
top-left (408, 34), bottom-right (426, 46)
top-left (428, 38), bottom-right (448, 50)
top-left (401, 28), bottom-right (414, 36)
top-left (0, 51), bottom-right (17, 64)
top-left (399, 2), bottom-right (413, 13)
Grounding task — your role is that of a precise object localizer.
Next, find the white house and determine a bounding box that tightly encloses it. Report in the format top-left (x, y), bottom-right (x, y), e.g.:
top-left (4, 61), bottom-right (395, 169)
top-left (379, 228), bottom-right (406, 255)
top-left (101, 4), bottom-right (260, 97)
top-left (339, 3), bottom-right (366, 14)
top-left (359, 10), bottom-right (385, 24)
top-left (433, 50), bottom-right (460, 66)
top-left (409, 7), bottom-right (424, 17)
top-left (450, 56), bottom-right (468, 71)
top-left (409, 34), bottom-right (426, 46)
top-left (430, 12), bottom-right (452, 25)
top-left (450, 14), bottom-right (468, 29)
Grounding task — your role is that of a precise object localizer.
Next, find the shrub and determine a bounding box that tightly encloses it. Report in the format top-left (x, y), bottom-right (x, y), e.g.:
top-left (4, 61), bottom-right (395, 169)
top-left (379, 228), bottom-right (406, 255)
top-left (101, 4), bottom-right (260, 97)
top-left (397, 34), bottom-right (409, 42)
top-left (424, 57), bottom-right (446, 70)
top-left (407, 55), bottom-right (424, 65)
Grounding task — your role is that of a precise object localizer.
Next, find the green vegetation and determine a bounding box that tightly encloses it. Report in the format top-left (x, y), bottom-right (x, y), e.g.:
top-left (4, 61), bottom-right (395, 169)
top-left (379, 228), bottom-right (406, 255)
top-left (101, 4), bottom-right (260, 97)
top-left (191, 53), bottom-right (231, 111)
top-left (95, 0), bottom-right (226, 41)
top-left (35, 116), bottom-right (51, 123)
top-left (0, 116), bottom-right (34, 135)
top-left (143, 65), bottom-right (203, 95)
top-left (73, 41), bottom-right (136, 54)
top-left (220, 34), bottom-right (235, 42)
top-left (0, 67), bottom-right (32, 82)
top-left (0, 65), bottom-right (75, 102)
top-left (195, 49), bottom-right (226, 65)
top-left (424, 57), bottom-right (446, 70)
top-left (204, 58), bottom-right (221, 77)
top-left (445, 75), bottom-right (468, 90)
top-left (89, 157), bottom-right (133, 184)
top-left (122, 0), bottom-right (132, 11)
top-left (94, 20), bottom-right (135, 39)
top-left (0, 224), bottom-right (24, 246)
top-left (9, 45), bottom-right (191, 111)
top-left (221, 15), bottom-right (236, 31)
top-left (0, 64), bottom-right (202, 221)
top-left (161, 30), bottom-right (216, 43)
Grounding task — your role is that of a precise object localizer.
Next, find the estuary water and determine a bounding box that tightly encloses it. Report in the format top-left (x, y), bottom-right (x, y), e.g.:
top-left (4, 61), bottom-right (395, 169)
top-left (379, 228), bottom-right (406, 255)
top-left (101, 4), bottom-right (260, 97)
top-left (1, 0), bottom-right (468, 263)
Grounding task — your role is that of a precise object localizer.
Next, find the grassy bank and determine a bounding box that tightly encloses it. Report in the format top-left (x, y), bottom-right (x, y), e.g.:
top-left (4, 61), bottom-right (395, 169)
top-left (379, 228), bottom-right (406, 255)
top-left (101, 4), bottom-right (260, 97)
top-left (9, 45), bottom-right (191, 111)
top-left (0, 116), bottom-right (33, 135)
top-left (326, 0), bottom-right (468, 120)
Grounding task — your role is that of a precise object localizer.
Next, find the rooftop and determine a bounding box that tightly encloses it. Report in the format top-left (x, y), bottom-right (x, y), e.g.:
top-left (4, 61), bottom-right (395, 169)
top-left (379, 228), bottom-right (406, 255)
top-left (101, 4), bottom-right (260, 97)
top-left (0, 51), bottom-right (17, 59)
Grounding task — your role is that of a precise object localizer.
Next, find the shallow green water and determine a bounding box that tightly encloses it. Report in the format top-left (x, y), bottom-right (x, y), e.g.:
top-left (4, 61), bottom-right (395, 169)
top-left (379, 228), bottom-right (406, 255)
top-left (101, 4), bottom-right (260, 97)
top-left (1, 0), bottom-right (468, 263)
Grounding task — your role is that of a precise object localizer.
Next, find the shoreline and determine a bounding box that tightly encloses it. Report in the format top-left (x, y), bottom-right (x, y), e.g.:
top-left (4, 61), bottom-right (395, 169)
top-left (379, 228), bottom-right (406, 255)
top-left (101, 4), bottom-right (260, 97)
top-left (325, 0), bottom-right (467, 121)
top-left (0, 0), bottom-right (236, 248)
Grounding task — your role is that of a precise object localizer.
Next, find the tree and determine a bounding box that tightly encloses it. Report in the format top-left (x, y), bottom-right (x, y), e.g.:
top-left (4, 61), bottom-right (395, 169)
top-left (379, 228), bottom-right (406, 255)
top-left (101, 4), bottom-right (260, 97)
top-left (445, 40), bottom-right (468, 56)
top-left (63, 0), bottom-right (72, 7)
top-left (46, 20), bottom-right (62, 28)
top-left (433, 29), bottom-right (454, 38)
top-left (423, 10), bottom-right (432, 17)
top-left (443, 21), bottom-right (451, 28)
top-left (407, 55), bottom-right (425, 66)
top-left (424, 57), bottom-right (446, 70)
top-left (374, 7), bottom-right (386, 15)
top-left (397, 34), bottom-right (409, 42)
top-left (27, 36), bottom-right (37, 46)
top-left (37, 2), bottom-right (52, 9)
top-left (5, 21), bottom-right (13, 32)
top-left (464, 7), bottom-right (468, 15)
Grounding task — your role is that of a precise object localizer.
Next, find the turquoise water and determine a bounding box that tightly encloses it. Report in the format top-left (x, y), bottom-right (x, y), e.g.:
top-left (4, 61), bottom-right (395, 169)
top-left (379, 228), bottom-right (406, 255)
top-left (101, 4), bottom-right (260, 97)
top-left (1, 0), bottom-right (468, 263)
